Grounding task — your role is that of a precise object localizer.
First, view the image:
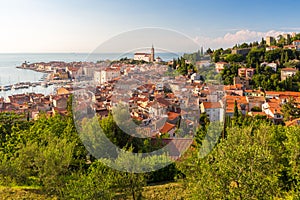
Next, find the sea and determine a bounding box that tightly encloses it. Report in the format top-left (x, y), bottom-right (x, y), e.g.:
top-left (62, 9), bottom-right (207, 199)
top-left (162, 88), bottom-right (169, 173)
top-left (0, 52), bottom-right (181, 98)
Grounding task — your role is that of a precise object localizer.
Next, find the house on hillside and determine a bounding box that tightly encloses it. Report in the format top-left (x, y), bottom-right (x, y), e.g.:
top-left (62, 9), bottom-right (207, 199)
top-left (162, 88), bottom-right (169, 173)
top-left (200, 101), bottom-right (224, 122)
top-left (215, 62), bottom-right (229, 73)
top-left (262, 98), bottom-right (283, 124)
top-left (266, 46), bottom-right (279, 51)
top-left (225, 96), bottom-right (249, 117)
top-left (281, 68), bottom-right (298, 81)
top-left (160, 122), bottom-right (176, 137)
top-left (292, 40), bottom-right (300, 51)
top-left (238, 68), bottom-right (255, 79)
top-left (52, 95), bottom-right (68, 109)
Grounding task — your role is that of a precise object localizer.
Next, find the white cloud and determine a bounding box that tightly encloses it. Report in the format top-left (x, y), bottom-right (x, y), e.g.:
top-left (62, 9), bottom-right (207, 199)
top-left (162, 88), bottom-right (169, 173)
top-left (194, 29), bottom-right (286, 50)
top-left (280, 27), bottom-right (300, 31)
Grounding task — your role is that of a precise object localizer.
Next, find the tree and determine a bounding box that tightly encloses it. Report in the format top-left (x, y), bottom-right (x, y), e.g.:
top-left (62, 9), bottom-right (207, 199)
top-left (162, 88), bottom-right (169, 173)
top-left (225, 54), bottom-right (244, 63)
top-left (172, 58), bottom-right (177, 69)
top-left (246, 48), bottom-right (265, 67)
top-left (183, 51), bottom-right (202, 65)
top-left (239, 43), bottom-right (249, 48)
top-left (285, 51), bottom-right (289, 63)
top-left (176, 57), bottom-right (189, 75)
top-left (212, 49), bottom-right (222, 63)
top-left (277, 35), bottom-right (286, 46)
top-left (179, 123), bottom-right (287, 199)
top-left (220, 64), bottom-right (239, 85)
top-left (281, 98), bottom-right (300, 121)
top-left (284, 126), bottom-right (300, 197)
top-left (206, 48), bottom-right (213, 54)
top-left (65, 161), bottom-right (118, 199)
top-left (14, 138), bottom-right (75, 194)
top-left (280, 52), bottom-right (285, 65)
top-left (233, 100), bottom-right (239, 118)
top-left (265, 48), bottom-right (282, 62)
top-left (260, 37), bottom-right (266, 45)
top-left (195, 113), bottom-right (210, 147)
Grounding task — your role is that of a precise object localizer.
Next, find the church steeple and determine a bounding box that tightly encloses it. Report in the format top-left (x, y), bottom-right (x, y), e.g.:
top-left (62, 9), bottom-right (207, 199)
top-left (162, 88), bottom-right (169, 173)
top-left (150, 44), bottom-right (155, 62)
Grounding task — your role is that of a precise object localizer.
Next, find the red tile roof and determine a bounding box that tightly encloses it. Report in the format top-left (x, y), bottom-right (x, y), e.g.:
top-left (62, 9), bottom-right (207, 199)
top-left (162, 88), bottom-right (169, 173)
top-left (160, 122), bottom-right (176, 133)
top-left (202, 102), bottom-right (221, 109)
top-left (281, 68), bottom-right (297, 71)
top-left (285, 118), bottom-right (300, 126)
top-left (156, 138), bottom-right (193, 160)
top-left (167, 112), bottom-right (180, 121)
top-left (265, 91), bottom-right (300, 97)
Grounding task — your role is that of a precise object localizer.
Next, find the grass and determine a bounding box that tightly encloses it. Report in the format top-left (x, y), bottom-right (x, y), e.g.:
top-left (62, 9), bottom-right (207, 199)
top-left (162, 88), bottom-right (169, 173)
top-left (0, 181), bottom-right (189, 200)
top-left (143, 181), bottom-right (189, 200)
top-left (0, 186), bottom-right (56, 200)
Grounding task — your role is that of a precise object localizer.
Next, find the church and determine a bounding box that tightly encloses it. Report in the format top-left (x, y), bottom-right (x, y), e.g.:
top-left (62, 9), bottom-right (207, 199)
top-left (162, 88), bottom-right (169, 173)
top-left (133, 45), bottom-right (158, 62)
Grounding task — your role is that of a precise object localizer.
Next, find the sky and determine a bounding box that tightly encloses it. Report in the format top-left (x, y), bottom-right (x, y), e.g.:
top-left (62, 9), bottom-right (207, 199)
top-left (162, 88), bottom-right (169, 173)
top-left (1, 0), bottom-right (300, 53)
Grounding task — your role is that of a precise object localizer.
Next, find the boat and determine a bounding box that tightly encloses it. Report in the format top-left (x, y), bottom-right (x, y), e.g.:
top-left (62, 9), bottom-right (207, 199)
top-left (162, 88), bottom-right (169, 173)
top-left (12, 82), bottom-right (30, 89)
top-left (23, 82), bottom-right (30, 88)
top-left (1, 85), bottom-right (12, 91)
top-left (41, 82), bottom-right (48, 88)
top-left (11, 84), bottom-right (20, 90)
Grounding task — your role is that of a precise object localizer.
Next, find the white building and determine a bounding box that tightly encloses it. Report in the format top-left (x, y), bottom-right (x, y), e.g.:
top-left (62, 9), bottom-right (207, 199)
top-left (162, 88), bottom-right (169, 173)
top-left (293, 40), bottom-right (300, 46)
top-left (134, 53), bottom-right (151, 62)
top-left (190, 73), bottom-right (202, 82)
top-left (266, 46), bottom-right (279, 51)
top-left (83, 66), bottom-right (95, 77)
top-left (200, 101), bottom-right (224, 122)
top-left (155, 56), bottom-right (162, 63)
top-left (133, 45), bottom-right (155, 62)
top-left (262, 101), bottom-right (283, 120)
top-left (94, 68), bottom-right (120, 84)
top-left (292, 40), bottom-right (300, 51)
top-left (261, 62), bottom-right (277, 72)
top-left (281, 68), bottom-right (298, 81)
top-left (215, 62), bottom-right (229, 73)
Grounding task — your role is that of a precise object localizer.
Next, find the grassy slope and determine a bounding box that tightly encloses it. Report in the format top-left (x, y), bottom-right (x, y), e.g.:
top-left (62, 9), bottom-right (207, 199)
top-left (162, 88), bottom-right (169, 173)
top-left (0, 182), bottom-right (189, 200)
top-left (142, 182), bottom-right (189, 200)
top-left (0, 186), bottom-right (56, 200)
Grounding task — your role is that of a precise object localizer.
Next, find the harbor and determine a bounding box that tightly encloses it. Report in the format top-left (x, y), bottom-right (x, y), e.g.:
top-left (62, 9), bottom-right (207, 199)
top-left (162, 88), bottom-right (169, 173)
top-left (0, 79), bottom-right (73, 92)
top-left (0, 60), bottom-right (76, 97)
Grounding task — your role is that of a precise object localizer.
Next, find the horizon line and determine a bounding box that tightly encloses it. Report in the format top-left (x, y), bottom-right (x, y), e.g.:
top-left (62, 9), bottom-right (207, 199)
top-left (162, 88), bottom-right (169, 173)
top-left (0, 51), bottom-right (190, 54)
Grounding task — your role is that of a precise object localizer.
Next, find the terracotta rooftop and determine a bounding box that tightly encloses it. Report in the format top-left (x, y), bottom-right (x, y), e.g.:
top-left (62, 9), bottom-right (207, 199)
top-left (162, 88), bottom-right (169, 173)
top-left (156, 97), bottom-right (170, 107)
top-left (167, 112), bottom-right (180, 121)
top-left (224, 84), bottom-right (243, 90)
top-left (216, 61), bottom-right (228, 64)
top-left (161, 138), bottom-right (193, 160)
top-left (285, 118), bottom-right (300, 126)
top-left (265, 91), bottom-right (300, 97)
top-left (281, 68), bottom-right (297, 71)
top-left (202, 102), bottom-right (222, 109)
top-left (160, 122), bottom-right (176, 133)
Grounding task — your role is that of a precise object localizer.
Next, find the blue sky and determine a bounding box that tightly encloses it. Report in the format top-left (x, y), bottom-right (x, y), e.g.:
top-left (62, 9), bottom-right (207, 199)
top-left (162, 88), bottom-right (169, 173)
top-left (1, 0), bottom-right (300, 53)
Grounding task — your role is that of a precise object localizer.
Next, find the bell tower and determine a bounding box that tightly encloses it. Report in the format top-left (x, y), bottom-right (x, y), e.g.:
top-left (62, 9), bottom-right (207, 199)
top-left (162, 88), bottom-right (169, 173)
top-left (150, 44), bottom-right (155, 62)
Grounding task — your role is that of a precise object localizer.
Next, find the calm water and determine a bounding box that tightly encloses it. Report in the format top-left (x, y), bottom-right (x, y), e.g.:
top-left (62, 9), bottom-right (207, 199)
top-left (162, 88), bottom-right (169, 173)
top-left (0, 53), bottom-right (181, 98)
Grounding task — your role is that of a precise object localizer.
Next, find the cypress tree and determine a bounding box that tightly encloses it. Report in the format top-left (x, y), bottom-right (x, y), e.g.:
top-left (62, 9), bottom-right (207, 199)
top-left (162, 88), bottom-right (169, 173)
top-left (280, 52), bottom-right (284, 65)
top-left (234, 100), bottom-right (239, 118)
top-left (285, 51), bottom-right (289, 63)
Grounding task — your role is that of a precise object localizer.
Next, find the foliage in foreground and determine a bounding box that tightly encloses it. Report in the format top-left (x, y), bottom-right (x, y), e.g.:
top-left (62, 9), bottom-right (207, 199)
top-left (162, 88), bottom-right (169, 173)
top-left (178, 122), bottom-right (300, 199)
top-left (0, 111), bottom-right (300, 199)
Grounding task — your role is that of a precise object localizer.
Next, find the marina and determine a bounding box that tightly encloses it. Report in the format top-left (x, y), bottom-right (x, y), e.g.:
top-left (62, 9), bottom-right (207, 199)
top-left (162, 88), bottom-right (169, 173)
top-left (0, 80), bottom-right (72, 92)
